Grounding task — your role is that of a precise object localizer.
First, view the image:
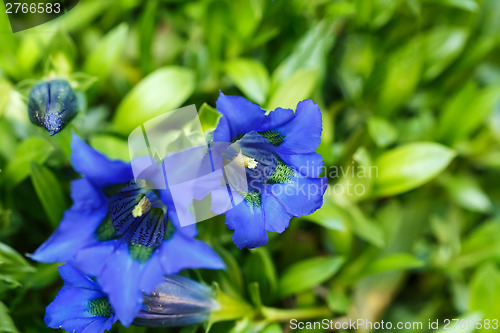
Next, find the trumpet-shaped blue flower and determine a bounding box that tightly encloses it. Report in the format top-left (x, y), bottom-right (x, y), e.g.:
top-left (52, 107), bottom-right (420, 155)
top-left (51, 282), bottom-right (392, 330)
top-left (134, 275), bottom-right (218, 327)
top-left (45, 264), bottom-right (117, 333)
top-left (213, 93), bottom-right (327, 249)
top-left (32, 134), bottom-right (225, 326)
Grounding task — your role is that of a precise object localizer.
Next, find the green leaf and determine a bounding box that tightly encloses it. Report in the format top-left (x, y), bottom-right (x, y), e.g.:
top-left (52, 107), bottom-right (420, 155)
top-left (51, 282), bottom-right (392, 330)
top-left (440, 175), bottom-right (492, 213)
top-left (377, 38), bottom-right (421, 115)
top-left (5, 137), bottom-right (54, 186)
top-left (438, 83), bottom-right (500, 145)
top-left (422, 27), bottom-right (468, 81)
top-left (469, 264), bottom-right (500, 323)
top-left (0, 302), bottom-right (18, 333)
top-left (112, 67), bottom-right (195, 134)
top-left (225, 58), bottom-right (270, 104)
top-left (372, 142), bottom-right (456, 197)
top-left (278, 256), bottom-right (344, 297)
top-left (245, 248), bottom-right (278, 302)
top-left (0, 242), bottom-right (34, 290)
top-left (84, 23), bottom-right (128, 84)
top-left (423, 0), bottom-right (478, 12)
top-left (366, 253), bottom-right (424, 275)
top-left (368, 116), bottom-right (397, 147)
top-left (456, 219), bottom-right (500, 268)
top-left (90, 135), bottom-right (130, 162)
top-left (267, 69), bottom-right (318, 110)
top-left (30, 162), bottom-right (67, 228)
top-left (271, 20), bottom-right (336, 88)
top-left (0, 242), bottom-right (32, 271)
top-left (198, 103), bottom-right (220, 134)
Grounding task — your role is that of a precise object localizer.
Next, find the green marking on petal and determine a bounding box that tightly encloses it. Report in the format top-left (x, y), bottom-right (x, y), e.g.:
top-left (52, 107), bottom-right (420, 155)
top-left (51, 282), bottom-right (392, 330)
top-left (259, 130), bottom-right (285, 146)
top-left (240, 191), bottom-right (261, 209)
top-left (266, 158), bottom-right (295, 184)
top-left (128, 243), bottom-right (155, 263)
top-left (95, 217), bottom-right (117, 241)
top-left (87, 297), bottom-right (114, 317)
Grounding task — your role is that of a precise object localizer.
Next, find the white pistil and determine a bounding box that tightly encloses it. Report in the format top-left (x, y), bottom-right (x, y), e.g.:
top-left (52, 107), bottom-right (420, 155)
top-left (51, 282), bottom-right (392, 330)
top-left (233, 152), bottom-right (258, 169)
top-left (132, 196), bottom-right (152, 218)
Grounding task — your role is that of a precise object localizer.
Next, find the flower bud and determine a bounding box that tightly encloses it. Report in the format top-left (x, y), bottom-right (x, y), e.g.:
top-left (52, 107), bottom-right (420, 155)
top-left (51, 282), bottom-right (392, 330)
top-left (134, 275), bottom-right (218, 327)
top-left (28, 79), bottom-right (78, 136)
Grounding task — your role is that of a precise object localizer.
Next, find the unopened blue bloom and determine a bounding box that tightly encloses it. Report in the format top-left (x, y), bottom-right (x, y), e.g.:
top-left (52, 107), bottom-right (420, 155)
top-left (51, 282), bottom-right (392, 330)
top-left (135, 275), bottom-right (217, 327)
top-left (28, 79), bottom-right (78, 136)
top-left (45, 264), bottom-right (117, 333)
top-left (32, 134), bottom-right (225, 326)
top-left (213, 93), bottom-right (327, 249)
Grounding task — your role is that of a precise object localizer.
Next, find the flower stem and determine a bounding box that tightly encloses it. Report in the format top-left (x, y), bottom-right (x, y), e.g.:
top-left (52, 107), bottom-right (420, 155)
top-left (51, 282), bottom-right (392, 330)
top-left (261, 306), bottom-right (332, 322)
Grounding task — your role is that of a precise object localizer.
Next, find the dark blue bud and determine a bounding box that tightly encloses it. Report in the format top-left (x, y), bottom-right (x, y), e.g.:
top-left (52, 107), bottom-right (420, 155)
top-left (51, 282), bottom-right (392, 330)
top-left (134, 275), bottom-right (218, 327)
top-left (28, 79), bottom-right (78, 136)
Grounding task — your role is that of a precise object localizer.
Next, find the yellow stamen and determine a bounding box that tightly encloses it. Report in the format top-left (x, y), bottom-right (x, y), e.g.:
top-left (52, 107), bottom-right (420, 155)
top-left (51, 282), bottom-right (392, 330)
top-left (233, 153), bottom-right (258, 169)
top-left (132, 196), bottom-right (152, 218)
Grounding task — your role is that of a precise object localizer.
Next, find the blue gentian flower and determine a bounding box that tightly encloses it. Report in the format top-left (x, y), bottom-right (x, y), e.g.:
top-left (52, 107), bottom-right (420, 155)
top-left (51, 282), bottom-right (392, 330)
top-left (45, 264), bottom-right (117, 333)
top-left (213, 93), bottom-right (327, 249)
top-left (134, 275), bottom-right (218, 327)
top-left (32, 134), bottom-right (225, 326)
top-left (28, 79), bottom-right (78, 136)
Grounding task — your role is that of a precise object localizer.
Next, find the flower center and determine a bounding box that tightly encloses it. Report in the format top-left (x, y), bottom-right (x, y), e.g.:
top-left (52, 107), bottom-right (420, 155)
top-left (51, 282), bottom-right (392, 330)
top-left (233, 152), bottom-right (258, 169)
top-left (105, 181), bottom-right (167, 249)
top-left (132, 196), bottom-right (152, 217)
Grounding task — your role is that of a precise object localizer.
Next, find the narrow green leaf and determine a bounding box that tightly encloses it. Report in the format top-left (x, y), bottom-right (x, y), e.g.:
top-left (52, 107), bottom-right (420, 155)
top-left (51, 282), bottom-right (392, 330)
top-left (377, 38), bottom-right (421, 115)
top-left (366, 253), bottom-right (424, 275)
top-left (422, 27), bottom-right (468, 81)
top-left (112, 67), bottom-right (195, 134)
top-left (469, 264), bottom-right (500, 322)
top-left (245, 248), bottom-right (277, 302)
top-left (372, 142), bottom-right (456, 197)
top-left (198, 103), bottom-right (220, 134)
top-left (5, 137), bottom-right (54, 186)
top-left (84, 23), bottom-right (128, 83)
top-left (267, 69), bottom-right (318, 110)
top-left (0, 302), bottom-right (18, 333)
top-left (90, 135), bottom-right (130, 162)
top-left (279, 256), bottom-right (344, 297)
top-left (225, 58), bottom-right (270, 104)
top-left (30, 162), bottom-right (67, 228)
top-left (368, 116), bottom-right (397, 147)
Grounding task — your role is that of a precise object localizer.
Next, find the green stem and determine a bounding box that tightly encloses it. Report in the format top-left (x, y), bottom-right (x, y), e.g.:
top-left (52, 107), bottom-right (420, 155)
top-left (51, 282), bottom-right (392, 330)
top-left (261, 306), bottom-right (332, 322)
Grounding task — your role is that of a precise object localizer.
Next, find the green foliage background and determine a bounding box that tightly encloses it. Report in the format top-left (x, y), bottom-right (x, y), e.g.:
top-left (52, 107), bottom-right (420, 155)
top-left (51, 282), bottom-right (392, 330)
top-left (0, 0), bottom-right (500, 332)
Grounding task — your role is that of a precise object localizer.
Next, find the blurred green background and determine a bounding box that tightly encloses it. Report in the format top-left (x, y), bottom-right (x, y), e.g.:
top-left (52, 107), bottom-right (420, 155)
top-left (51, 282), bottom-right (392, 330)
top-left (1, 0), bottom-right (500, 332)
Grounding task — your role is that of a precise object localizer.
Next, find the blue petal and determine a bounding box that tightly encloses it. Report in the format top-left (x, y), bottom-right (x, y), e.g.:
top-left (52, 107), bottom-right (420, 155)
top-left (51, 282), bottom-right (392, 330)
top-left (70, 178), bottom-right (107, 210)
top-left (158, 233), bottom-right (225, 273)
top-left (274, 100), bottom-right (322, 154)
top-left (164, 201), bottom-right (198, 238)
top-left (139, 251), bottom-right (166, 293)
top-left (225, 200), bottom-right (268, 249)
top-left (45, 285), bottom-right (105, 330)
top-left (255, 107), bottom-right (295, 132)
top-left (30, 206), bottom-right (107, 263)
top-left (268, 174), bottom-right (327, 217)
top-left (80, 317), bottom-right (116, 333)
top-left (71, 133), bottom-right (133, 187)
top-left (278, 152), bottom-right (324, 178)
top-left (59, 264), bottom-right (98, 290)
top-left (213, 92), bottom-right (268, 142)
top-left (262, 193), bottom-right (293, 233)
top-left (95, 242), bottom-right (144, 327)
top-left (72, 241), bottom-right (117, 277)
